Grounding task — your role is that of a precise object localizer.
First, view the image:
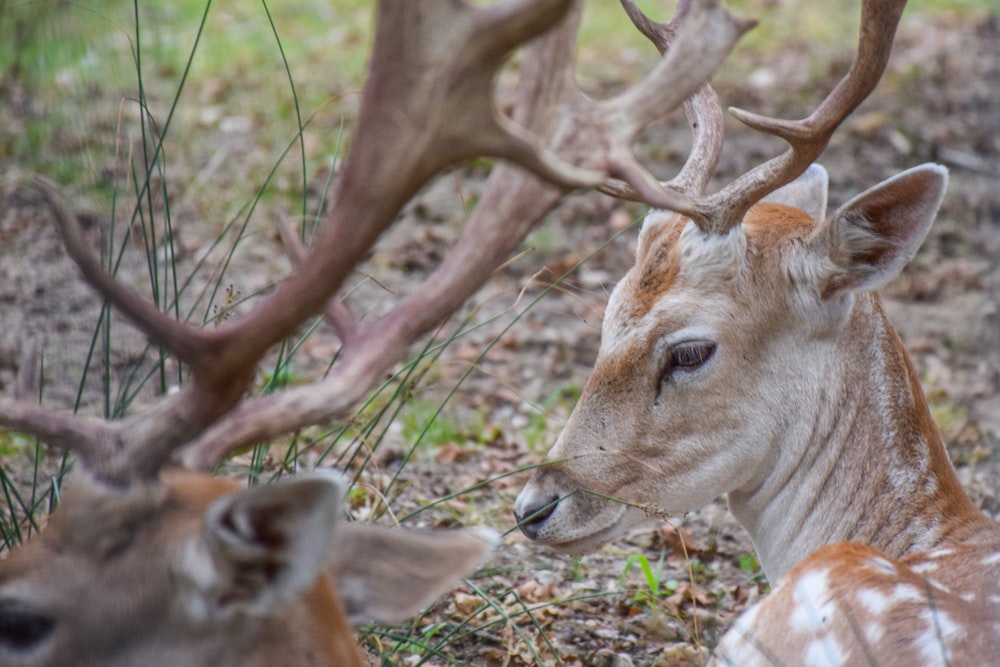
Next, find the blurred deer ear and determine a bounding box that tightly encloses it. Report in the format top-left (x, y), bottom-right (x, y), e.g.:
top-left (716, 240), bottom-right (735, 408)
top-left (806, 164), bottom-right (948, 299)
top-left (762, 163), bottom-right (829, 221)
top-left (330, 524), bottom-right (498, 626)
top-left (182, 472), bottom-right (344, 617)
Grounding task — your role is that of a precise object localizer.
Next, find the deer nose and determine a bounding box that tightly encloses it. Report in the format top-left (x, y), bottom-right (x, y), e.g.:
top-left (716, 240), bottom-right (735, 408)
top-left (514, 493), bottom-right (560, 540)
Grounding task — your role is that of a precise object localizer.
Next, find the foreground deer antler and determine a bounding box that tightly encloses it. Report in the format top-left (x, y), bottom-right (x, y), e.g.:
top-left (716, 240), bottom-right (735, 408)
top-left (0, 0), bottom-right (751, 483)
top-left (516, 0), bottom-right (1000, 663)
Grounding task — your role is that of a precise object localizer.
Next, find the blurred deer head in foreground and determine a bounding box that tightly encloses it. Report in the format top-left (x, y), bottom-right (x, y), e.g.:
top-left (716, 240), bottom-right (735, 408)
top-left (0, 469), bottom-right (495, 667)
top-left (0, 0), bottom-right (766, 664)
top-left (515, 0), bottom-right (1000, 663)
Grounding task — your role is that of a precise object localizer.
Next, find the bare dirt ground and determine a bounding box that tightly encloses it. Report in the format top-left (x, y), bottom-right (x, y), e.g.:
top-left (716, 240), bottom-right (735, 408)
top-left (1, 6), bottom-right (998, 667)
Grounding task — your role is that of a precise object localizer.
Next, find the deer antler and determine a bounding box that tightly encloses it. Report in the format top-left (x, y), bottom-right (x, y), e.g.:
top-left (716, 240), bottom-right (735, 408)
top-left (697, 0), bottom-right (907, 232)
top-left (602, 0), bottom-right (727, 198)
top-left (1, 0), bottom-right (751, 482)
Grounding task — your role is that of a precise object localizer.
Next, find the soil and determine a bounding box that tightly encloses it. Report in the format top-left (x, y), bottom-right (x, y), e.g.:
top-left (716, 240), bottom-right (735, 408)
top-left (1, 7), bottom-right (998, 667)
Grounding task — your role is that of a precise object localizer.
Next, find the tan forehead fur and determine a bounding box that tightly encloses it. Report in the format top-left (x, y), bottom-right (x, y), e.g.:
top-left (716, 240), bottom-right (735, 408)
top-left (620, 203), bottom-right (819, 324)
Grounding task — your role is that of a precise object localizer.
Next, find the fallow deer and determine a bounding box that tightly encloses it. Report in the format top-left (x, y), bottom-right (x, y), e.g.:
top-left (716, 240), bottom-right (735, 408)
top-left (515, 0), bottom-right (1000, 663)
top-left (0, 0), bottom-right (760, 665)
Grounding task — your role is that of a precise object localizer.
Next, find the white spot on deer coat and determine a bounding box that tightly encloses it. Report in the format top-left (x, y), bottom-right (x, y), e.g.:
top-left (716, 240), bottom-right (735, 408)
top-left (916, 608), bottom-right (963, 665)
top-left (892, 583), bottom-right (928, 605)
top-left (857, 587), bottom-right (890, 614)
top-left (864, 619), bottom-right (884, 645)
top-left (805, 635), bottom-right (846, 667)
top-left (929, 579), bottom-right (951, 595)
top-left (791, 570), bottom-right (837, 633)
top-left (981, 552), bottom-right (1000, 566)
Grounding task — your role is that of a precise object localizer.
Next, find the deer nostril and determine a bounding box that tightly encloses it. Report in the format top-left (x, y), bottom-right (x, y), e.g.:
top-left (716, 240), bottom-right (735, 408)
top-left (515, 494), bottom-right (560, 540)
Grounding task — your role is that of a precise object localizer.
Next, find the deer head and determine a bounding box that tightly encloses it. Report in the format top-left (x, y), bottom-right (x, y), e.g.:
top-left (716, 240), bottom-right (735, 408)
top-left (512, 0), bottom-right (991, 575)
top-left (0, 0), bottom-right (758, 664)
top-left (515, 162), bottom-right (950, 568)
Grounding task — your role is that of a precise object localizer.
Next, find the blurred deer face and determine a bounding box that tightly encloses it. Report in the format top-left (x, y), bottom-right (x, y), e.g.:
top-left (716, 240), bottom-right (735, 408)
top-left (0, 470), bottom-right (357, 667)
top-left (0, 467), bottom-right (497, 667)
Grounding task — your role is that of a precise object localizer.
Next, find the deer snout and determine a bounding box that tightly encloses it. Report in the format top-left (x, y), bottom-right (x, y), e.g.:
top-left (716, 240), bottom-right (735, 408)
top-left (514, 491), bottom-right (560, 540)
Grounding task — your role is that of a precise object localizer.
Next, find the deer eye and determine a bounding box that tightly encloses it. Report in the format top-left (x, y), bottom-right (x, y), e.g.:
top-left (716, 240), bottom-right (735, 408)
top-left (662, 340), bottom-right (716, 380)
top-left (0, 603), bottom-right (55, 652)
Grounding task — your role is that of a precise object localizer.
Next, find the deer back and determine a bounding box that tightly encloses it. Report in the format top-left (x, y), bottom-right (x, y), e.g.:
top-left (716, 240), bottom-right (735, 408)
top-left (713, 540), bottom-right (1000, 665)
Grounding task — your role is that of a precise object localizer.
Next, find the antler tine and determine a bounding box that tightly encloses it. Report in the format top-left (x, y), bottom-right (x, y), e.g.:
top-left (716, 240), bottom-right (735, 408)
top-left (0, 398), bottom-right (113, 464)
top-left (593, 0), bottom-right (752, 216)
top-left (696, 0), bottom-right (908, 233)
top-left (621, 0), bottom-right (687, 46)
top-left (33, 177), bottom-right (217, 371)
top-left (13, 340), bottom-right (41, 403)
top-left (608, 0), bottom-right (726, 196)
top-left (274, 213), bottom-right (359, 347)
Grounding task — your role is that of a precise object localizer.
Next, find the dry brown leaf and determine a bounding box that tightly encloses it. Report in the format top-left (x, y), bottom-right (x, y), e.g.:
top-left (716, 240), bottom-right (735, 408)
top-left (435, 441), bottom-right (469, 464)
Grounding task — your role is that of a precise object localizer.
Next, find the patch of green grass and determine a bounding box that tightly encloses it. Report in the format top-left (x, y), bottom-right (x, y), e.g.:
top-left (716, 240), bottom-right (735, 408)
top-left (619, 551), bottom-right (680, 610)
top-left (0, 431), bottom-right (33, 458)
top-left (1, 0), bottom-right (370, 195)
top-left (399, 399), bottom-right (488, 451)
top-left (738, 552), bottom-right (765, 583)
top-left (928, 392), bottom-right (967, 441)
top-left (910, 0), bottom-right (997, 15)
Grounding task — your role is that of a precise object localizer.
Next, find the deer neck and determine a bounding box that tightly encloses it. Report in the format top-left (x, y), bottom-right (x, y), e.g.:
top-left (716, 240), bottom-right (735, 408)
top-left (727, 293), bottom-right (988, 582)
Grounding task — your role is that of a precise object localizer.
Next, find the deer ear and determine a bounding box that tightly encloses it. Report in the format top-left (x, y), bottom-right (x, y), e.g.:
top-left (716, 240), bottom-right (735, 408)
top-left (329, 524), bottom-right (498, 626)
top-left (762, 163), bottom-right (829, 221)
top-left (808, 164), bottom-right (948, 299)
top-left (183, 472), bottom-right (343, 617)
